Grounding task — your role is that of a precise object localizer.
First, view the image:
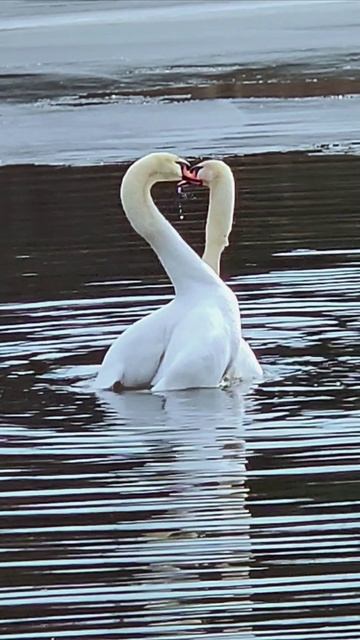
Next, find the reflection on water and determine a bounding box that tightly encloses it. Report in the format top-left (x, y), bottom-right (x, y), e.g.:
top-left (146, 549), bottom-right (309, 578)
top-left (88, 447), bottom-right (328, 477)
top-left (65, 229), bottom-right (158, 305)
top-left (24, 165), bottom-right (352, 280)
top-left (0, 153), bottom-right (360, 638)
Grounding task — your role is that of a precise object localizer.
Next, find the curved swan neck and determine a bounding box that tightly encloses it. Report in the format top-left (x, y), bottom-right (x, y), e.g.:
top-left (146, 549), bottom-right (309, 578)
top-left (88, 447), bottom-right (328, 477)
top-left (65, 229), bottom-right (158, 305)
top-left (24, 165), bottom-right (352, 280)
top-left (120, 159), bottom-right (161, 240)
top-left (202, 166), bottom-right (235, 275)
top-left (120, 158), bottom-right (219, 294)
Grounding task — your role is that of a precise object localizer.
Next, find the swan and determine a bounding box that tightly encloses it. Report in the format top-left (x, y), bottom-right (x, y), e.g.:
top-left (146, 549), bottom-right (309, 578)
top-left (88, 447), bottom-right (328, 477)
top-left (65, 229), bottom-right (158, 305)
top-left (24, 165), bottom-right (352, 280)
top-left (183, 159), bottom-right (262, 381)
top-left (94, 152), bottom-right (261, 392)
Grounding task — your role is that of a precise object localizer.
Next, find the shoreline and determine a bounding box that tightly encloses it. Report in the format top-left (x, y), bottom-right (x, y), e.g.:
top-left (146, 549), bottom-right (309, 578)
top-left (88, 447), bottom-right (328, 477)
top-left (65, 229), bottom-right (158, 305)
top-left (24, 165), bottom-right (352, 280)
top-left (1, 94), bottom-right (359, 167)
top-left (1, 0), bottom-right (360, 166)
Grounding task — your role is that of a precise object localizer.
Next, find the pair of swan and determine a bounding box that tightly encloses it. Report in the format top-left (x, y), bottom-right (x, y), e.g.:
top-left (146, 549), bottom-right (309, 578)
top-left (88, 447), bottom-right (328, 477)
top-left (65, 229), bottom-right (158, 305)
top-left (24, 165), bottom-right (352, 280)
top-left (94, 152), bottom-right (262, 392)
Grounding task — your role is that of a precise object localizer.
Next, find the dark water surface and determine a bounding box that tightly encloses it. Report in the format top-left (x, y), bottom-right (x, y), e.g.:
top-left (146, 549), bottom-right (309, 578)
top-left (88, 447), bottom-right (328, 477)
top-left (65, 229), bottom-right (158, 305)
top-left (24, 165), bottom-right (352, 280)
top-left (1, 0), bottom-right (360, 637)
top-left (1, 153), bottom-right (360, 639)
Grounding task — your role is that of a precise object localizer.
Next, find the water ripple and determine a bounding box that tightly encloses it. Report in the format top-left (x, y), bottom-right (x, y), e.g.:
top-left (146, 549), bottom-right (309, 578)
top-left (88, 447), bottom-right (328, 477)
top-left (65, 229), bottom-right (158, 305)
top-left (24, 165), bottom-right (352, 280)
top-left (0, 154), bottom-right (359, 638)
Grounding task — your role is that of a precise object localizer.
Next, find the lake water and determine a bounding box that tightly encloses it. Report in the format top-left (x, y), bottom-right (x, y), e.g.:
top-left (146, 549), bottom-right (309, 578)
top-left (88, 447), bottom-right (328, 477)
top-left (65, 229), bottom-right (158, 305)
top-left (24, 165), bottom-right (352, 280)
top-left (1, 1), bottom-right (360, 639)
top-left (1, 154), bottom-right (360, 639)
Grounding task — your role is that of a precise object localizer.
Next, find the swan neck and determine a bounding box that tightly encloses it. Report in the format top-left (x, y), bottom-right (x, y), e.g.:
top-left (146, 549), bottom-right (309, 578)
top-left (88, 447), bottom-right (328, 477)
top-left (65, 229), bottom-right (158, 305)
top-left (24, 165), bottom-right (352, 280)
top-left (120, 163), bottom-right (160, 240)
top-left (120, 159), bottom-right (219, 294)
top-left (203, 170), bottom-right (235, 275)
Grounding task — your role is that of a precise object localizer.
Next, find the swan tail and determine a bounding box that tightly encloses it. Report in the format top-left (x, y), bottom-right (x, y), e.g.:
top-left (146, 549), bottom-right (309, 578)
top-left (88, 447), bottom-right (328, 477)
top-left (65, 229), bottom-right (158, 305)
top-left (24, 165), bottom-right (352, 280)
top-left (93, 360), bottom-right (124, 391)
top-left (228, 337), bottom-right (263, 381)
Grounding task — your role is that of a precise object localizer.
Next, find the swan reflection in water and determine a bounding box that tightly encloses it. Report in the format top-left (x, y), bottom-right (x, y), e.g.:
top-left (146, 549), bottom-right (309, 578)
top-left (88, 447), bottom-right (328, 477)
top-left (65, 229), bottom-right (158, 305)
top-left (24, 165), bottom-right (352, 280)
top-left (95, 384), bottom-right (255, 637)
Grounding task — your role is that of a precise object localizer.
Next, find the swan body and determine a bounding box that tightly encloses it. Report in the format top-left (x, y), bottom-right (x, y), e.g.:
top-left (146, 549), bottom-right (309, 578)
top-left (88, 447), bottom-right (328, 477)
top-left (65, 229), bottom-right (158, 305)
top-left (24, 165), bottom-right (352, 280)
top-left (94, 152), bottom-right (254, 392)
top-left (96, 283), bottom-right (240, 392)
top-left (188, 159), bottom-right (263, 381)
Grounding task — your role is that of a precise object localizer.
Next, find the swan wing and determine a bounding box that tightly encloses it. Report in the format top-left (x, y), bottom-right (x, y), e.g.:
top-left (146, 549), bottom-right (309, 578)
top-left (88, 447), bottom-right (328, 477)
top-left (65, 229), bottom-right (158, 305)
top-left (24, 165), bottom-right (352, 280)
top-left (94, 303), bottom-right (174, 390)
top-left (152, 304), bottom-right (232, 392)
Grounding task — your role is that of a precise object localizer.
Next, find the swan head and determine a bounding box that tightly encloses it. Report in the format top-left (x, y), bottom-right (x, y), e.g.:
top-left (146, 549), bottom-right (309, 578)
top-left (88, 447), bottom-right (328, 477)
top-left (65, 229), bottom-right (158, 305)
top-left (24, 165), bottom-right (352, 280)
top-left (127, 152), bottom-right (194, 186)
top-left (186, 159), bottom-right (234, 187)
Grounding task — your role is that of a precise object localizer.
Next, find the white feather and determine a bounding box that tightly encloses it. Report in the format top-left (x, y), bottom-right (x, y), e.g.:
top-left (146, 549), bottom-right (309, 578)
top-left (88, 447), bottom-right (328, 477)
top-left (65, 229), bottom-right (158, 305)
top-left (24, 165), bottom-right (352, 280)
top-left (94, 153), bottom-right (262, 392)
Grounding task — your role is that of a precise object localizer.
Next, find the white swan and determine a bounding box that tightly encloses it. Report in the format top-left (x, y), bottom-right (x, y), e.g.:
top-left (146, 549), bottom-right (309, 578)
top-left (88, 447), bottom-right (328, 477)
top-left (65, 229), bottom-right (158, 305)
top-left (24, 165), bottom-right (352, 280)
top-left (185, 159), bottom-right (262, 381)
top-left (94, 152), bottom-right (261, 392)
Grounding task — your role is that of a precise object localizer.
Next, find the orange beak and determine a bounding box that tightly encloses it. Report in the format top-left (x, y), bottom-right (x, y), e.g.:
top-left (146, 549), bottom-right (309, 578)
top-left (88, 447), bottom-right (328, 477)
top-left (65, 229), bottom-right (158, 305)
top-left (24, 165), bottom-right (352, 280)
top-left (178, 165), bottom-right (203, 187)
